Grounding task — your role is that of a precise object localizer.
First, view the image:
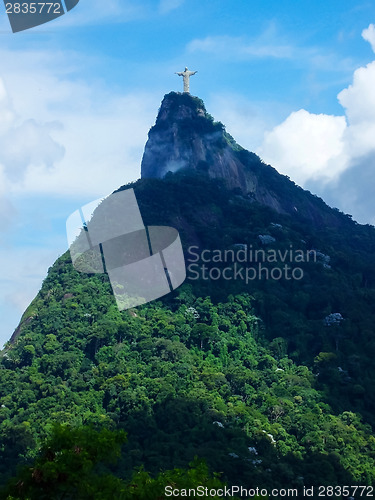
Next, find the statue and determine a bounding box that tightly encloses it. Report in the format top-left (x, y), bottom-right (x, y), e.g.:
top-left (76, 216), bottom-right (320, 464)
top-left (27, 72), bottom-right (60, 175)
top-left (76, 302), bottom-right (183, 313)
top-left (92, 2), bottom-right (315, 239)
top-left (175, 67), bottom-right (197, 93)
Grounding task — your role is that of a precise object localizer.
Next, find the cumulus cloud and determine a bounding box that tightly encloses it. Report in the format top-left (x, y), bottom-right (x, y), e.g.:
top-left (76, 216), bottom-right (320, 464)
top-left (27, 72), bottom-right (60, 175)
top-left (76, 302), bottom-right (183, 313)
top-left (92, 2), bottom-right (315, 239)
top-left (259, 110), bottom-right (348, 185)
top-left (257, 24), bottom-right (375, 224)
top-left (208, 93), bottom-right (283, 151)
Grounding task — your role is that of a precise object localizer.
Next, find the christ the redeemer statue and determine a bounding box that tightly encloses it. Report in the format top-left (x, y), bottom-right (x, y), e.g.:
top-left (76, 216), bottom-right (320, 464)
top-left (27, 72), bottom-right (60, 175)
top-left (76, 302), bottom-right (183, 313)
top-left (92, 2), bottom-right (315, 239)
top-left (175, 67), bottom-right (197, 93)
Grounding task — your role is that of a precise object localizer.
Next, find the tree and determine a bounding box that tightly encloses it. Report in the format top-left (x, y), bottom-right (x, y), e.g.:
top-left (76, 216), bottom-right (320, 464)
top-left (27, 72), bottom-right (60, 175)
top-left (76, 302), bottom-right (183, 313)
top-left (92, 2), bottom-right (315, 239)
top-left (3, 424), bottom-right (127, 500)
top-left (3, 425), bottom-right (236, 500)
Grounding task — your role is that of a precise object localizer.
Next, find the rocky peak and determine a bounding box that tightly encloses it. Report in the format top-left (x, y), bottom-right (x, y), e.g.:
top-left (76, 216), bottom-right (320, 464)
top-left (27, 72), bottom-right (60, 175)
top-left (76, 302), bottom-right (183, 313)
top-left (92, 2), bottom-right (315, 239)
top-left (141, 91), bottom-right (247, 188)
top-left (140, 92), bottom-right (351, 228)
top-left (155, 91), bottom-right (207, 122)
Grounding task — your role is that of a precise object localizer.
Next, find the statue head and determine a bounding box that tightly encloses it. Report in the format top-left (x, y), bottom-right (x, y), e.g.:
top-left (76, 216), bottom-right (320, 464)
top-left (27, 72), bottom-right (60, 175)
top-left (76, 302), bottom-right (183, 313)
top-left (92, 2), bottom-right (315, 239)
top-left (185, 67), bottom-right (188, 71)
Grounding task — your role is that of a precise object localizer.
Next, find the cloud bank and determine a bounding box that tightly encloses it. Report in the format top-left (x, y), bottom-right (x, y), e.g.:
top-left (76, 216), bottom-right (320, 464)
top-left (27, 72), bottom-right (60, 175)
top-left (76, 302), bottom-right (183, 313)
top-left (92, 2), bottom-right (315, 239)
top-left (258, 24), bottom-right (375, 224)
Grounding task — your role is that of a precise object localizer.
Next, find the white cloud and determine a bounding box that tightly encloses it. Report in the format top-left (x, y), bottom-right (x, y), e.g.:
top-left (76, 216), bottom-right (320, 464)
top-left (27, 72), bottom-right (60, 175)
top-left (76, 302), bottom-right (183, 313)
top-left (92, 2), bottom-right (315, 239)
top-left (159, 0), bottom-right (185, 14)
top-left (207, 93), bottom-right (285, 151)
top-left (186, 25), bottom-right (356, 75)
top-left (362, 24), bottom-right (375, 53)
top-left (0, 45), bottom-right (160, 344)
top-left (44, 0), bottom-right (146, 29)
top-left (1, 119), bottom-right (65, 182)
top-left (0, 76), bottom-right (65, 181)
top-left (256, 24), bottom-right (375, 223)
top-left (62, 0), bottom-right (147, 27)
top-left (188, 23), bottom-right (289, 60)
top-left (258, 110), bottom-right (348, 185)
top-left (15, 0), bottom-right (183, 30)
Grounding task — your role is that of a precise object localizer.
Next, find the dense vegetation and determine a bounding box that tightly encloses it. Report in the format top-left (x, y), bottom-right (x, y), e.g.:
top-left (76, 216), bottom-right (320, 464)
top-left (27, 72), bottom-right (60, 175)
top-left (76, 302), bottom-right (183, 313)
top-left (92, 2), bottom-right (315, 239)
top-left (4, 425), bottom-right (232, 499)
top-left (2, 172), bottom-right (375, 497)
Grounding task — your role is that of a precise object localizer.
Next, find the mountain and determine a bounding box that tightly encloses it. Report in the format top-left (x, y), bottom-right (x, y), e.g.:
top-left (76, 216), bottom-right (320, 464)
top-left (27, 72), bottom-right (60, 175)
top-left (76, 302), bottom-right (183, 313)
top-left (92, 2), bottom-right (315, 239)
top-left (142, 91), bottom-right (349, 227)
top-left (2, 92), bottom-right (375, 496)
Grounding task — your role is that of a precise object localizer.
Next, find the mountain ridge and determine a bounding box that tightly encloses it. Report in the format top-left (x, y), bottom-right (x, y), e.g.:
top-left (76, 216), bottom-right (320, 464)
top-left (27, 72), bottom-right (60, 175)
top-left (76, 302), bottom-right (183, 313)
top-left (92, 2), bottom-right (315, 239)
top-left (141, 91), bottom-right (355, 229)
top-left (2, 92), bottom-right (375, 493)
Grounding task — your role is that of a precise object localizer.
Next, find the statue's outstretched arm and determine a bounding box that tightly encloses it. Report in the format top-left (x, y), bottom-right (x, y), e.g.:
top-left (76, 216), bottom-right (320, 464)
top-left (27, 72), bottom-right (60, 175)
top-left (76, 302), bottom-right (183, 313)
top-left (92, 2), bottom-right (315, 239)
top-left (175, 72), bottom-right (184, 76)
top-left (190, 71), bottom-right (198, 75)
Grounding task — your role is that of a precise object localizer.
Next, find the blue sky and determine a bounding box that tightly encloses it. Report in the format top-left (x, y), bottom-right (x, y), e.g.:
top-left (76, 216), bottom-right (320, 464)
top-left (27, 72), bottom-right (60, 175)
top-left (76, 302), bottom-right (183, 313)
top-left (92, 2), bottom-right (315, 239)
top-left (1, 0), bottom-right (375, 346)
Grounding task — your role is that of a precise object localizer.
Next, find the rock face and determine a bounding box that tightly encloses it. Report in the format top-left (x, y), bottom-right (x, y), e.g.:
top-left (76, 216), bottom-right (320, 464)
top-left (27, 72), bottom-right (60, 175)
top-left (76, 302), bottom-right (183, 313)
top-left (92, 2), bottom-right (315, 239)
top-left (141, 92), bottom-right (348, 228)
top-left (141, 92), bottom-right (248, 190)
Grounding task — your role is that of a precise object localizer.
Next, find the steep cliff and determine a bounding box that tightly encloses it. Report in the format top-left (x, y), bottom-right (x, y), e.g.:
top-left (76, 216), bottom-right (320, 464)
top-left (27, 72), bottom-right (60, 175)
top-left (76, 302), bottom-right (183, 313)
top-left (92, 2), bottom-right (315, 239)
top-left (141, 92), bottom-right (347, 228)
top-left (141, 92), bottom-right (247, 188)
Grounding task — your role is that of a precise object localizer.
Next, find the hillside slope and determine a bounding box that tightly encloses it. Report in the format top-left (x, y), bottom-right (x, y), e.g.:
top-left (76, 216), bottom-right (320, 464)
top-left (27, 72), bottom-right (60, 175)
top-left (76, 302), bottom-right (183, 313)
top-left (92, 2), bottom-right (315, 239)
top-left (2, 94), bottom-right (375, 492)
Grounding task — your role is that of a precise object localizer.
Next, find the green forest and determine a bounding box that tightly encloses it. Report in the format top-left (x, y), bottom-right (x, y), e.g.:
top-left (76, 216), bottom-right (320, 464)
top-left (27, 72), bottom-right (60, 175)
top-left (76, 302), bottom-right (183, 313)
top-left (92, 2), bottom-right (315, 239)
top-left (1, 169), bottom-right (375, 498)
